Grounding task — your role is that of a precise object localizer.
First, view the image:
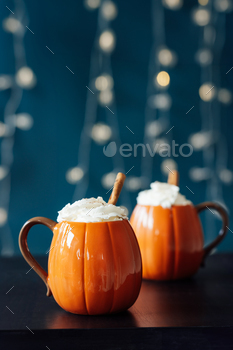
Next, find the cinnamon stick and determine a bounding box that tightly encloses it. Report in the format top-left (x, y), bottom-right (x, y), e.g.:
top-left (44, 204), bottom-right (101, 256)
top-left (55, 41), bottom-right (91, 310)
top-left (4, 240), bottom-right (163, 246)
top-left (108, 172), bottom-right (126, 205)
top-left (167, 170), bottom-right (179, 186)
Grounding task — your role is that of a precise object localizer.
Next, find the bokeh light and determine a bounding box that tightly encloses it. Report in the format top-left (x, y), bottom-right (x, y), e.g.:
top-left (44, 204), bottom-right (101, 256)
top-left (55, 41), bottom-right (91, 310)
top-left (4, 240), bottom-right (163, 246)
top-left (157, 48), bottom-right (177, 67)
top-left (162, 0), bottom-right (183, 10)
top-left (99, 30), bottom-right (115, 53)
top-left (101, 171), bottom-right (117, 189)
top-left (195, 49), bottom-right (213, 66)
top-left (155, 71), bottom-right (170, 87)
top-left (84, 0), bottom-right (100, 10)
top-left (2, 17), bottom-right (23, 33)
top-left (218, 88), bottom-right (232, 104)
top-left (161, 159), bottom-right (178, 175)
top-left (16, 67), bottom-right (36, 89)
top-left (189, 167), bottom-right (212, 181)
top-left (199, 83), bottom-right (216, 101)
top-left (98, 89), bottom-right (113, 105)
top-left (0, 75), bottom-right (12, 90)
top-left (15, 114), bottom-right (34, 130)
top-left (66, 167), bottom-right (84, 184)
top-left (148, 93), bottom-right (172, 111)
top-left (95, 74), bottom-right (113, 91)
top-left (91, 123), bottom-right (112, 144)
top-left (101, 1), bottom-right (118, 20)
top-left (0, 208), bottom-right (7, 227)
top-left (192, 8), bottom-right (211, 26)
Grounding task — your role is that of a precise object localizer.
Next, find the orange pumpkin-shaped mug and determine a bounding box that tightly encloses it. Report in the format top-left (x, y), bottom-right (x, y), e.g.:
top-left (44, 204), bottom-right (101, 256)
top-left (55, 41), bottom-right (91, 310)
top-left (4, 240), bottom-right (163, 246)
top-left (130, 171), bottom-right (229, 281)
top-left (19, 174), bottom-right (142, 315)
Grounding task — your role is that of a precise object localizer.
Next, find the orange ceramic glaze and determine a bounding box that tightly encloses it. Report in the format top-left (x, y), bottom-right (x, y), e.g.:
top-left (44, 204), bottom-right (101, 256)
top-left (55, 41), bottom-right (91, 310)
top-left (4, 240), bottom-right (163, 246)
top-left (19, 218), bottom-right (142, 315)
top-left (130, 202), bottom-right (228, 280)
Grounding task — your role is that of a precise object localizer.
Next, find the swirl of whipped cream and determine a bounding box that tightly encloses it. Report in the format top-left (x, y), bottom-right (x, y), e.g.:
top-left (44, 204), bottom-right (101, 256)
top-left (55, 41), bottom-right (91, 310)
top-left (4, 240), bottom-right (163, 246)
top-left (57, 197), bottom-right (128, 223)
top-left (136, 181), bottom-right (192, 208)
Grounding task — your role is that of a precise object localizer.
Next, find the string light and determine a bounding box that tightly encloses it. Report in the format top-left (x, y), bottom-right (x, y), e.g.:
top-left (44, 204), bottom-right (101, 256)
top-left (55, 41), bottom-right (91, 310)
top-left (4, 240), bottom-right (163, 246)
top-left (219, 169), bottom-right (233, 184)
top-left (189, 131), bottom-right (216, 150)
top-left (148, 93), bottom-right (172, 111)
top-left (66, 167), bottom-right (84, 184)
top-left (101, 1), bottom-right (118, 20)
top-left (199, 83), bottom-right (216, 101)
top-left (192, 9), bottom-right (211, 26)
top-left (0, 122), bottom-right (9, 137)
top-left (16, 67), bottom-right (37, 89)
top-left (189, 167), bottom-right (212, 181)
top-left (98, 89), bottom-right (113, 105)
top-left (99, 30), bottom-right (116, 53)
top-left (101, 171), bottom-right (117, 189)
top-left (155, 71), bottom-right (170, 87)
top-left (146, 120), bottom-right (164, 138)
top-left (91, 123), bottom-right (112, 144)
top-left (0, 166), bottom-right (8, 181)
top-left (162, 0), bottom-right (183, 10)
top-left (84, 0), bottom-right (101, 10)
top-left (125, 177), bottom-right (142, 191)
top-left (161, 159), bottom-right (178, 175)
top-left (157, 48), bottom-right (177, 67)
top-left (218, 88), bottom-right (232, 104)
top-left (0, 75), bottom-right (12, 90)
top-left (95, 74), bottom-right (113, 91)
top-left (214, 0), bottom-right (233, 12)
top-left (0, 208), bottom-right (8, 227)
top-left (195, 49), bottom-right (213, 66)
top-left (198, 0), bottom-right (209, 5)
top-left (15, 113), bottom-right (34, 130)
top-left (2, 17), bottom-right (23, 33)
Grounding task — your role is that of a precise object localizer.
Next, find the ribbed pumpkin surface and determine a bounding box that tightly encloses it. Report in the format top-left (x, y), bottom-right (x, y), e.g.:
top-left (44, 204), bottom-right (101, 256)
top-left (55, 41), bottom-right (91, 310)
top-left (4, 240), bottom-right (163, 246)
top-left (48, 220), bottom-right (142, 315)
top-left (130, 205), bottom-right (204, 280)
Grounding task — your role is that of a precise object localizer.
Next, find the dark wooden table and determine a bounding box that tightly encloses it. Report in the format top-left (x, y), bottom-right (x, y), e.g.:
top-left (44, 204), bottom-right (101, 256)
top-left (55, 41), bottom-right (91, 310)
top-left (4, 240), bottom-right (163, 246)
top-left (1, 254), bottom-right (233, 349)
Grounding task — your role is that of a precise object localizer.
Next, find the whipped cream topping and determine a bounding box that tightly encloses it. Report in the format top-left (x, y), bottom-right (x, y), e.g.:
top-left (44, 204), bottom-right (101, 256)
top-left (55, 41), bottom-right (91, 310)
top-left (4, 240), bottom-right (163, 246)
top-left (57, 197), bottom-right (128, 223)
top-left (136, 181), bottom-right (192, 208)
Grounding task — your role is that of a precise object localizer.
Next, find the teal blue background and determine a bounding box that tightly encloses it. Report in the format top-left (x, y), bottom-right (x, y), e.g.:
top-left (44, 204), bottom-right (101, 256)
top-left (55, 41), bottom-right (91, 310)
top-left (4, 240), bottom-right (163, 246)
top-left (0, 0), bottom-right (233, 254)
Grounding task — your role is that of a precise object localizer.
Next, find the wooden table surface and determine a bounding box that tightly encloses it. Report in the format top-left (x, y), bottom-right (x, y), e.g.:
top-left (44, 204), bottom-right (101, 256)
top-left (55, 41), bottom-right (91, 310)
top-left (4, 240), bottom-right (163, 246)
top-left (1, 254), bottom-right (233, 349)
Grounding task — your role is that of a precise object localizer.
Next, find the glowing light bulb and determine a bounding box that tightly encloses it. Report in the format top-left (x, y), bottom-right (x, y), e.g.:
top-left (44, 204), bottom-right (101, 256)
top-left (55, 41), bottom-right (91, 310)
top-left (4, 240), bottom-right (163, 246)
top-left (198, 0), bottom-right (209, 5)
top-left (101, 1), bottom-right (118, 20)
top-left (189, 131), bottom-right (215, 150)
top-left (91, 123), bottom-right (112, 144)
top-left (199, 83), bottom-right (216, 101)
top-left (218, 88), bottom-right (232, 104)
top-left (155, 71), bottom-right (170, 87)
top-left (214, 0), bottom-right (233, 12)
top-left (15, 114), bottom-right (33, 130)
top-left (161, 159), bottom-right (178, 175)
top-left (192, 8), bottom-right (211, 26)
top-left (162, 0), bottom-right (183, 10)
top-left (125, 177), bottom-right (142, 191)
top-left (16, 67), bottom-right (36, 89)
top-left (158, 48), bottom-right (177, 67)
top-left (148, 93), bottom-right (172, 111)
top-left (0, 166), bottom-right (8, 180)
top-left (0, 122), bottom-right (8, 137)
top-left (195, 49), bottom-right (213, 66)
top-left (0, 75), bottom-right (12, 90)
top-left (95, 75), bottom-right (113, 91)
top-left (0, 208), bottom-right (7, 226)
top-left (146, 121), bottom-right (164, 138)
top-left (99, 30), bottom-right (115, 53)
top-left (2, 17), bottom-right (23, 33)
top-left (98, 89), bottom-right (113, 105)
top-left (189, 167), bottom-right (211, 181)
top-left (84, 0), bottom-right (101, 10)
top-left (66, 167), bottom-right (84, 184)
top-left (101, 172), bottom-right (117, 189)
top-left (219, 169), bottom-right (233, 184)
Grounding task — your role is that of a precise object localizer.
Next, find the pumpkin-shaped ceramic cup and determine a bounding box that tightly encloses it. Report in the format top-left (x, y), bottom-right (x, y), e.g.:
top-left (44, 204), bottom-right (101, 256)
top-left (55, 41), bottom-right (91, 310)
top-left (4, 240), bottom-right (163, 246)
top-left (130, 171), bottom-right (229, 281)
top-left (19, 174), bottom-right (142, 315)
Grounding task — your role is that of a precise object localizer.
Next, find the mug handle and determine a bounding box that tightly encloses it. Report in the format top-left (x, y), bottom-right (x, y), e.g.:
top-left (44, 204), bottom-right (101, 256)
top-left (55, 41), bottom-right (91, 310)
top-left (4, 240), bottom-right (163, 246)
top-left (18, 217), bottom-right (57, 297)
top-left (195, 201), bottom-right (229, 262)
